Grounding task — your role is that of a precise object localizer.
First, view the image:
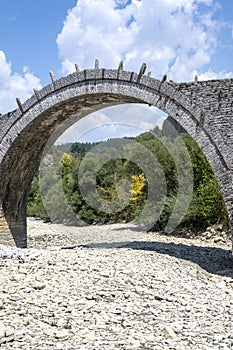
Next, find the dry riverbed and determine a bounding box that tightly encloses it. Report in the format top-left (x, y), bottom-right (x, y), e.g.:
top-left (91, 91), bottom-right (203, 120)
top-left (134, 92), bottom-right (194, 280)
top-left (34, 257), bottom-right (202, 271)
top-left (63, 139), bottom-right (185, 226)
top-left (0, 218), bottom-right (232, 349)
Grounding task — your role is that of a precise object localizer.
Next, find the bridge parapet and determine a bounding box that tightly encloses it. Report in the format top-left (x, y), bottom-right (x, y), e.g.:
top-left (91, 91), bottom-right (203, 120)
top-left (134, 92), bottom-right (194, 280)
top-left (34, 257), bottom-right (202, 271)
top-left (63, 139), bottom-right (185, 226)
top-left (0, 63), bottom-right (204, 144)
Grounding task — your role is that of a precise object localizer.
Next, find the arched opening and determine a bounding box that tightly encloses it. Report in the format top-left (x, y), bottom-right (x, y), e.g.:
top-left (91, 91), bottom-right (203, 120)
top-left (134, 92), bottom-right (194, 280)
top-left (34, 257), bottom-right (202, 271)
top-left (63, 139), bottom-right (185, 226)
top-left (27, 103), bottom-right (168, 230)
top-left (26, 103), bottom-right (228, 248)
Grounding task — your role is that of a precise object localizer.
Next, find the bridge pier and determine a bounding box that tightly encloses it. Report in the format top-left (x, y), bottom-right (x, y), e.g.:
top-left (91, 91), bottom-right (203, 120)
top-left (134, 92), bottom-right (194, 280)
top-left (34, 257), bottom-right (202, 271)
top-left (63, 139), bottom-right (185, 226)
top-left (6, 215), bottom-right (27, 248)
top-left (2, 197), bottom-right (28, 248)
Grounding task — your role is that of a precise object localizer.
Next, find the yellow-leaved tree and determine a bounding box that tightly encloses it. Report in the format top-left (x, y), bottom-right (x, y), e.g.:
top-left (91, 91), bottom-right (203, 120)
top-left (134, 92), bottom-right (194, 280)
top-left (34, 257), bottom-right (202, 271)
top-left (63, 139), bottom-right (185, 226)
top-left (130, 173), bottom-right (146, 201)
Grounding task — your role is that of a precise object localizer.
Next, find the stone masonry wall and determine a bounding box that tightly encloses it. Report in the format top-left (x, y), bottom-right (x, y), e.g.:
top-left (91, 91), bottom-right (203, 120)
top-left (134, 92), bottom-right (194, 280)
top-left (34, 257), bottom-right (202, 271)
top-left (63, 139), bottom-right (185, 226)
top-left (0, 63), bottom-right (233, 247)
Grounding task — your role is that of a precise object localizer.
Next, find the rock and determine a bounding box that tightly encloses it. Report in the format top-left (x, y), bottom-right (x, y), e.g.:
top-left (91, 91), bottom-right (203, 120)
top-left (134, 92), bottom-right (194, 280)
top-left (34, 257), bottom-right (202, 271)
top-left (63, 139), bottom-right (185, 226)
top-left (17, 309), bottom-right (27, 316)
top-left (0, 324), bottom-right (6, 339)
top-left (32, 282), bottom-right (46, 290)
top-left (124, 292), bottom-right (131, 299)
top-left (0, 326), bottom-right (15, 344)
top-left (85, 332), bottom-right (96, 341)
top-left (55, 329), bottom-right (69, 339)
top-left (5, 328), bottom-right (15, 337)
top-left (145, 333), bottom-right (155, 342)
top-left (130, 339), bottom-right (141, 348)
top-left (0, 220), bottom-right (232, 349)
top-left (122, 320), bottom-right (132, 328)
top-left (85, 294), bottom-right (94, 300)
top-left (164, 326), bottom-right (177, 340)
top-left (214, 237), bottom-right (223, 243)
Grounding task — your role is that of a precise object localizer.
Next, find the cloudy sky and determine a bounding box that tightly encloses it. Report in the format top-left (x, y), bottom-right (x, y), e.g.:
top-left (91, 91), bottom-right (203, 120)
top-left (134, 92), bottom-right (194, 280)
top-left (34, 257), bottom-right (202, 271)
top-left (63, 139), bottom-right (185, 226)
top-left (0, 0), bottom-right (233, 142)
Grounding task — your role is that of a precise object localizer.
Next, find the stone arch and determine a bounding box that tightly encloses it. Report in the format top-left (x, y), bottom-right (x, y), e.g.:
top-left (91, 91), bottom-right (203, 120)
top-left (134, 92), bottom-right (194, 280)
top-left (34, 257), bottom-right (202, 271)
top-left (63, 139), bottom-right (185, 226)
top-left (0, 65), bottom-right (232, 247)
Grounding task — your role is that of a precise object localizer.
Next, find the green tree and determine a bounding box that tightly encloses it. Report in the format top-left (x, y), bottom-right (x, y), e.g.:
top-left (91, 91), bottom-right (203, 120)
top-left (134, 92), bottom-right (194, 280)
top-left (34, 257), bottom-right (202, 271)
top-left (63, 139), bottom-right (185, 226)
top-left (27, 175), bottom-right (48, 218)
top-left (27, 128), bottom-right (228, 231)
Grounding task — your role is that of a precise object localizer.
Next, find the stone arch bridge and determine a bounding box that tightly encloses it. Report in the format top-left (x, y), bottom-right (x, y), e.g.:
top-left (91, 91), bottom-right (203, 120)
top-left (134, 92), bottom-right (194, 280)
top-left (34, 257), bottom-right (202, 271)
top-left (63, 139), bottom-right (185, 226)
top-left (0, 61), bottom-right (233, 248)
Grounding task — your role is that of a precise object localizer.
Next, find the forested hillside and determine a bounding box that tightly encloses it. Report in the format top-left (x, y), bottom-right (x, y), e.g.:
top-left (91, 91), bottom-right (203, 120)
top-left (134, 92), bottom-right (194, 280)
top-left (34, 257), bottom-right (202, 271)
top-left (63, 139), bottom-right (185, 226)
top-left (27, 117), bottom-right (228, 232)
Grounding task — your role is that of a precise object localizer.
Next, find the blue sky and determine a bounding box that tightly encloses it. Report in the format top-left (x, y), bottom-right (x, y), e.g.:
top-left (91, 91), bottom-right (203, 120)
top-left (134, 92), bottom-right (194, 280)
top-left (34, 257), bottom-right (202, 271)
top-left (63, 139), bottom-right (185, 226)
top-left (0, 0), bottom-right (233, 142)
top-left (0, 0), bottom-right (76, 85)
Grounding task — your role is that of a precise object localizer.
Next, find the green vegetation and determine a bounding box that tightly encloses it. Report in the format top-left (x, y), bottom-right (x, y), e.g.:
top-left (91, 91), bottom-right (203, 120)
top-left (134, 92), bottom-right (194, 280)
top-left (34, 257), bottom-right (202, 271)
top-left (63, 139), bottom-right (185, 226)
top-left (27, 116), bottom-right (228, 233)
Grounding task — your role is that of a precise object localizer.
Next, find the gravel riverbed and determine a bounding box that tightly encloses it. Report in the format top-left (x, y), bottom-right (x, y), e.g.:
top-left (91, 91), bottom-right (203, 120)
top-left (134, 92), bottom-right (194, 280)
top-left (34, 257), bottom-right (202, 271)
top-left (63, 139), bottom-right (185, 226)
top-left (0, 218), bottom-right (232, 349)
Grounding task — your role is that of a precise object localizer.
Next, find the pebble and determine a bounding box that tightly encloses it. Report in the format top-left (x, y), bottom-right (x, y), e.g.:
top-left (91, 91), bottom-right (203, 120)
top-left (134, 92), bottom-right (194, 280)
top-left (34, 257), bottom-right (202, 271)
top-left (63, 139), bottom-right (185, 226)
top-left (0, 324), bottom-right (5, 339)
top-left (0, 323), bottom-right (15, 345)
top-left (164, 325), bottom-right (178, 340)
top-left (55, 329), bottom-right (70, 339)
top-left (32, 282), bottom-right (46, 290)
top-left (0, 218), bottom-right (232, 349)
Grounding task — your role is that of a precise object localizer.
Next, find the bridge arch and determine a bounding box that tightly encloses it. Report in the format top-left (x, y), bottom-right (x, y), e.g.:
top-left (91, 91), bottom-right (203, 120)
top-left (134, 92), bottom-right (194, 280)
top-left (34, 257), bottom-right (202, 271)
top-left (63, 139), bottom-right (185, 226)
top-left (0, 64), bottom-right (232, 247)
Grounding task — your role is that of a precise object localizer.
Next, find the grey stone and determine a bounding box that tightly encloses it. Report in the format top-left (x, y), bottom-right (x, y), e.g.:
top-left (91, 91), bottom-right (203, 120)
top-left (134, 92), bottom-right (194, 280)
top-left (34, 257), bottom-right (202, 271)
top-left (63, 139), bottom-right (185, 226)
top-left (0, 324), bottom-right (6, 339)
top-left (5, 328), bottom-right (15, 337)
top-left (55, 329), bottom-right (70, 339)
top-left (0, 220), bottom-right (232, 349)
top-left (32, 282), bottom-right (46, 290)
top-left (164, 326), bottom-right (178, 339)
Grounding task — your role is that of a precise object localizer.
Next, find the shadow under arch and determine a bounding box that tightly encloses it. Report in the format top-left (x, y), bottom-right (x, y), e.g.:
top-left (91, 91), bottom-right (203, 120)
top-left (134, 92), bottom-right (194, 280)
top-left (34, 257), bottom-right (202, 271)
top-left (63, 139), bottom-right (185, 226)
top-left (65, 239), bottom-right (233, 278)
top-left (0, 65), bottom-right (232, 247)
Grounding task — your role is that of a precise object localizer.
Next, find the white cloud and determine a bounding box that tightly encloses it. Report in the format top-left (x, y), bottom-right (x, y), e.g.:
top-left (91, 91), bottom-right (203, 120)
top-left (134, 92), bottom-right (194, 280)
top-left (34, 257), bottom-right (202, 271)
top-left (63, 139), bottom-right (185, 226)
top-left (57, 0), bottom-right (134, 73)
top-left (195, 69), bottom-right (233, 80)
top-left (0, 51), bottom-right (41, 114)
top-left (57, 0), bottom-right (233, 81)
top-left (56, 104), bottom-right (166, 143)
